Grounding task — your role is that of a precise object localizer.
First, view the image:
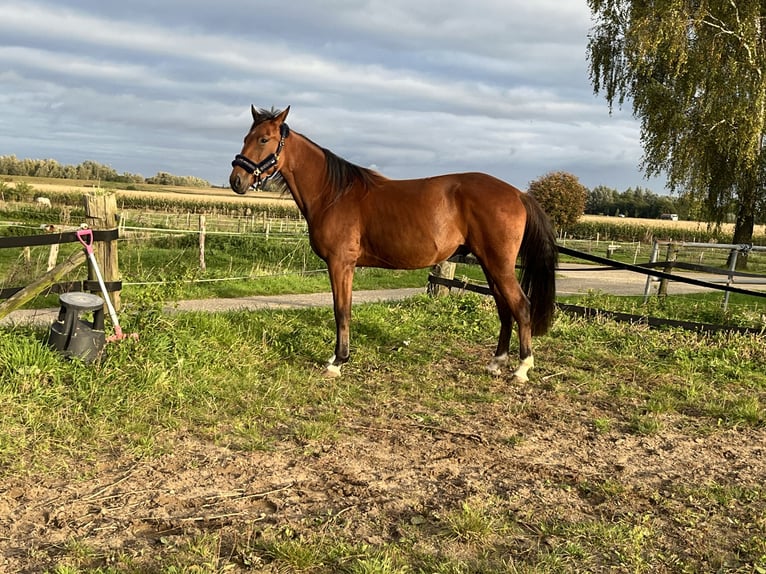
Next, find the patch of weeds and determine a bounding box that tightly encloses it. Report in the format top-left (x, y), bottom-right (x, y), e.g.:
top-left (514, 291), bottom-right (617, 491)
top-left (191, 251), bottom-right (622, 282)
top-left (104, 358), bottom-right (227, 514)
top-left (440, 501), bottom-right (501, 546)
top-left (502, 433), bottom-right (525, 446)
top-left (536, 515), bottom-right (656, 573)
top-left (259, 536), bottom-right (327, 571)
top-left (702, 395), bottom-right (765, 427)
top-left (644, 386), bottom-right (679, 415)
top-left (736, 534), bottom-right (766, 572)
top-left (248, 527), bottom-right (389, 573)
top-left (593, 417), bottom-right (612, 434)
top-left (629, 413), bottom-right (664, 436)
top-left (347, 553), bottom-right (407, 574)
top-left (292, 417), bottom-right (340, 444)
top-left (679, 483), bottom-right (764, 508)
top-left (578, 478), bottom-right (626, 503)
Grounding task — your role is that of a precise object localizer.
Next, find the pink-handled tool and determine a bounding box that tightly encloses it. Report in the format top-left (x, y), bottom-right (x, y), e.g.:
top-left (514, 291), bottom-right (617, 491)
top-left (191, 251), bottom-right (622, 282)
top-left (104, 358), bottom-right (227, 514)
top-left (76, 228), bottom-right (137, 342)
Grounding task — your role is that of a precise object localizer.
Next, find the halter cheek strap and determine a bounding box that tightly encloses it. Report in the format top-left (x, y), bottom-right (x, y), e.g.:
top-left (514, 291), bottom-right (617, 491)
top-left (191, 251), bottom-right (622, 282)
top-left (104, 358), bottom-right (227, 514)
top-left (232, 123), bottom-right (290, 189)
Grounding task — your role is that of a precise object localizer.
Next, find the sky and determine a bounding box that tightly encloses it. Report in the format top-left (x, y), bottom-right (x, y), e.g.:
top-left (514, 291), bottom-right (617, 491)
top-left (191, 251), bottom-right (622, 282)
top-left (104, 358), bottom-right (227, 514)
top-left (0, 0), bottom-right (666, 192)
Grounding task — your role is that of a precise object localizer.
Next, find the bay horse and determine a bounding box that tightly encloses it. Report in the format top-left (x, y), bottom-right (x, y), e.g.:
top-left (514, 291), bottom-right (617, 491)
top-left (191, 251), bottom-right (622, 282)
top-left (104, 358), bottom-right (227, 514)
top-left (230, 106), bottom-right (558, 380)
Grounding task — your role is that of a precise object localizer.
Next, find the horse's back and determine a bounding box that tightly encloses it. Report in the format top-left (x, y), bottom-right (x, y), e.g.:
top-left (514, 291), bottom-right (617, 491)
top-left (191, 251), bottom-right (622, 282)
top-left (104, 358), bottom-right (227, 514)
top-left (348, 172), bottom-right (527, 268)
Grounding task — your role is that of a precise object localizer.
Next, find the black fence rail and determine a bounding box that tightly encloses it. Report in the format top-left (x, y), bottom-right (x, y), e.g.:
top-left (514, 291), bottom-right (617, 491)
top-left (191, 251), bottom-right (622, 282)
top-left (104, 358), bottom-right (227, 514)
top-left (427, 244), bottom-right (766, 335)
top-left (0, 228), bottom-right (121, 300)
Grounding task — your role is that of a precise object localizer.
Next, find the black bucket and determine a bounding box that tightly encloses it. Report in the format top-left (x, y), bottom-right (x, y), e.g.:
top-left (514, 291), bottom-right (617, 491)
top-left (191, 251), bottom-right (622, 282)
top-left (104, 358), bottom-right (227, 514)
top-left (48, 292), bottom-right (106, 362)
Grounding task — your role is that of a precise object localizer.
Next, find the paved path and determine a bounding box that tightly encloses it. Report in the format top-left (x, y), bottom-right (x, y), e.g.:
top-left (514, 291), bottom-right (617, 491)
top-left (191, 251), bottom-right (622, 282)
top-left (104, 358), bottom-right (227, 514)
top-left (3, 265), bottom-right (763, 328)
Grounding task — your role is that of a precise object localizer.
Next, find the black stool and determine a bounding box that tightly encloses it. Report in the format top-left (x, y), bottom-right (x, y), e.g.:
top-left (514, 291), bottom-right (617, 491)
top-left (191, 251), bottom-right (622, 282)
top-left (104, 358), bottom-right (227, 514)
top-left (48, 292), bottom-right (106, 362)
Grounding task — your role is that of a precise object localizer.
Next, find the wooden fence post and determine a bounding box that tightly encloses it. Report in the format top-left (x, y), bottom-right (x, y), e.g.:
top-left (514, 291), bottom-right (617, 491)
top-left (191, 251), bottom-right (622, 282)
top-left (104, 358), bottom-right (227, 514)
top-left (47, 244), bottom-right (60, 271)
top-left (0, 251), bottom-right (86, 322)
top-left (427, 260), bottom-right (456, 297)
top-left (83, 193), bottom-right (120, 310)
top-left (658, 242), bottom-right (678, 298)
top-left (199, 214), bottom-right (207, 272)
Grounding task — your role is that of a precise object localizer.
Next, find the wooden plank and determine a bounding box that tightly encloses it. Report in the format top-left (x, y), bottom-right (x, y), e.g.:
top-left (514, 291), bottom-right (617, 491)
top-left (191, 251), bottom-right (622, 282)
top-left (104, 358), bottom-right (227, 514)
top-left (0, 250), bottom-right (86, 322)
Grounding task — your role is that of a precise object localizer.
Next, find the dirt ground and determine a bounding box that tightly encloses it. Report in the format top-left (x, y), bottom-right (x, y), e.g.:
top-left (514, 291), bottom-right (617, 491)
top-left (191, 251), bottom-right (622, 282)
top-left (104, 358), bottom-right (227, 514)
top-left (2, 376), bottom-right (764, 572)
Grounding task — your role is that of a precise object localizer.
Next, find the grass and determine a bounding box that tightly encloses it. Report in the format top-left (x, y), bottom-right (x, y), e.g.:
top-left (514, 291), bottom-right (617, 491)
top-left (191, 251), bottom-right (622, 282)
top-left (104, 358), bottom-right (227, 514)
top-left (2, 193), bottom-right (766, 572)
top-left (1, 293), bottom-right (765, 572)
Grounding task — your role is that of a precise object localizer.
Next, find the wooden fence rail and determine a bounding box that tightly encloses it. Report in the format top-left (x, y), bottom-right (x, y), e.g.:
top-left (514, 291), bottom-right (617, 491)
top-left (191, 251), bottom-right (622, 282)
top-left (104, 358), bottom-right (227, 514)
top-left (0, 194), bottom-right (121, 320)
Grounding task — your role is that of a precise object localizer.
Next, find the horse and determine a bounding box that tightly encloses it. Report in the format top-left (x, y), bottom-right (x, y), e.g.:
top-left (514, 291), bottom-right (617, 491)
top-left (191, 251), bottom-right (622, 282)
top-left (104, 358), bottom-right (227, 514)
top-left (230, 106), bottom-right (558, 381)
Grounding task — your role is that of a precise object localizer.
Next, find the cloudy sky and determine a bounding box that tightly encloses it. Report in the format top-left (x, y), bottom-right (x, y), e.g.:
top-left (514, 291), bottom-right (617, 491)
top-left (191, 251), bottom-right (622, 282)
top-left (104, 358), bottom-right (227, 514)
top-left (0, 0), bottom-right (664, 192)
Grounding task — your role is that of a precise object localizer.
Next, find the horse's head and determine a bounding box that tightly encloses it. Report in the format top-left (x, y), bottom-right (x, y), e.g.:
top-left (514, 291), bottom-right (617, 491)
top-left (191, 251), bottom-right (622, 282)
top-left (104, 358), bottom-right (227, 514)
top-left (230, 105), bottom-right (291, 194)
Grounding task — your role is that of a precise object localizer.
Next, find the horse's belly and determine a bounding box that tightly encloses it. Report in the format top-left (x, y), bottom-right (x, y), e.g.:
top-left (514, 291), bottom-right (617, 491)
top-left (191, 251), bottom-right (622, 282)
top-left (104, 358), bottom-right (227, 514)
top-left (357, 238), bottom-right (461, 269)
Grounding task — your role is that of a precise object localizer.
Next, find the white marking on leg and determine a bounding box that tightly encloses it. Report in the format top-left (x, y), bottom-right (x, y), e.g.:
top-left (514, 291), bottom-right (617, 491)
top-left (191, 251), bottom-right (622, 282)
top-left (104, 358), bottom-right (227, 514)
top-left (512, 355), bottom-right (534, 382)
top-left (324, 364), bottom-right (342, 377)
top-left (324, 355), bottom-right (342, 378)
top-left (486, 353), bottom-right (509, 376)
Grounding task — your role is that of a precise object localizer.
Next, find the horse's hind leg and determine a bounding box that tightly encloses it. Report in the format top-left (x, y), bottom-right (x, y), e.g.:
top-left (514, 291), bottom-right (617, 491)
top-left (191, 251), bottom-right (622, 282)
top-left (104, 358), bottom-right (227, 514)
top-left (483, 271), bottom-right (512, 375)
top-left (483, 264), bottom-right (534, 382)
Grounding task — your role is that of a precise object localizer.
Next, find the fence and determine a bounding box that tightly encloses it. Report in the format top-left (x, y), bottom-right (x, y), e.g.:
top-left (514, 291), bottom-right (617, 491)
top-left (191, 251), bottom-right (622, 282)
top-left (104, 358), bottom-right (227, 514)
top-left (5, 194), bottom-right (766, 333)
top-left (0, 194), bottom-right (120, 320)
top-left (642, 240), bottom-right (766, 308)
top-left (0, 197), bottom-right (318, 314)
top-left (427, 242), bottom-right (766, 334)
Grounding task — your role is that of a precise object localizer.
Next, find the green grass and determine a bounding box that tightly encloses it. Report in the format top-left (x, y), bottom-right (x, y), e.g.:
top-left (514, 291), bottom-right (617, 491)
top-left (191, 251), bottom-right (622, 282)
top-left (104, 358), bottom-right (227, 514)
top-left (2, 198), bottom-right (766, 573)
top-left (560, 289), bottom-right (766, 329)
top-left (1, 293), bottom-right (765, 572)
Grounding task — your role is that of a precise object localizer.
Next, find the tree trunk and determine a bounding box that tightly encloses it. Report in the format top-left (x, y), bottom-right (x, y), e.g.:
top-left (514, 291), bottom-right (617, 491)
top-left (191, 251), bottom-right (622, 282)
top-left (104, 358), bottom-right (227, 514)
top-left (730, 186), bottom-right (757, 270)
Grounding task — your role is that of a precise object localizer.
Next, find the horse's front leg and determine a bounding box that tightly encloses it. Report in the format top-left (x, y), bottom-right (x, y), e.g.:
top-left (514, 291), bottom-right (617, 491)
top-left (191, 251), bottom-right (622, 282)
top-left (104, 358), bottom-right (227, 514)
top-left (325, 260), bottom-right (355, 377)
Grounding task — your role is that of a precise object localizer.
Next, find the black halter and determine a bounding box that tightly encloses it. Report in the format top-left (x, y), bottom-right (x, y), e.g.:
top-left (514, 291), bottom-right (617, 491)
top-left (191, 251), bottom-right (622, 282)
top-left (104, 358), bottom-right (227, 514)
top-left (232, 123), bottom-right (290, 189)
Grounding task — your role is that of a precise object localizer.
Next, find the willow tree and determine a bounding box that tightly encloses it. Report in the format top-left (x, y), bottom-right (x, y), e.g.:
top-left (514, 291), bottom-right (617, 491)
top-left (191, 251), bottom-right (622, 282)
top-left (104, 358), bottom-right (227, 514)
top-left (587, 0), bottom-right (766, 249)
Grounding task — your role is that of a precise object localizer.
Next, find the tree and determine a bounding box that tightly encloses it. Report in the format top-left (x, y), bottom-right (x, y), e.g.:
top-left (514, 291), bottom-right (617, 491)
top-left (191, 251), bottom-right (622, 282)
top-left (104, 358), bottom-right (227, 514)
top-left (587, 0), bottom-right (766, 254)
top-left (528, 171), bottom-right (588, 231)
top-left (587, 185), bottom-right (619, 215)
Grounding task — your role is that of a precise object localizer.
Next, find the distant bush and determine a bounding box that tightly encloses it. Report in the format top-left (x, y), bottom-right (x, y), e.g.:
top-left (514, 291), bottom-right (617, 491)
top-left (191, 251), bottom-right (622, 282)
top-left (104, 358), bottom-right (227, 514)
top-left (528, 171), bottom-right (587, 232)
top-left (9, 181), bottom-right (35, 202)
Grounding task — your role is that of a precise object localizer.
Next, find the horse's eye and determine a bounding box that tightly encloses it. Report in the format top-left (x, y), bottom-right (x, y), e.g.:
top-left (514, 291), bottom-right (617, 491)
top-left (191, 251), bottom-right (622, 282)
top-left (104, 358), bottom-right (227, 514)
top-left (259, 137), bottom-right (269, 145)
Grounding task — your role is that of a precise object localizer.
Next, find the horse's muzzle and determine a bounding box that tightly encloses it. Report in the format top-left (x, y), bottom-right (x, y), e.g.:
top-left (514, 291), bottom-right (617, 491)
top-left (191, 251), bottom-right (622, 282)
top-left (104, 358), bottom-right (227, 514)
top-left (229, 172), bottom-right (250, 195)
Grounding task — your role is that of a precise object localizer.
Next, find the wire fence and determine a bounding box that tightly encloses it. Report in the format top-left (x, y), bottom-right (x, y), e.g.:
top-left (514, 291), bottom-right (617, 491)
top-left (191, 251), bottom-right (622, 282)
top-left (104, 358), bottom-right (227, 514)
top-left (0, 212), bottom-right (320, 296)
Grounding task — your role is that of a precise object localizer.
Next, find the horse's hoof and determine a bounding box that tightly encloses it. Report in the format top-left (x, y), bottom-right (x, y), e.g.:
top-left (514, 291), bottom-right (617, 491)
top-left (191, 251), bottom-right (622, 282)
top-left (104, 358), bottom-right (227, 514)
top-left (510, 374), bottom-right (529, 384)
top-left (324, 364), bottom-right (342, 378)
top-left (486, 364), bottom-right (503, 376)
top-left (486, 355), bottom-right (508, 376)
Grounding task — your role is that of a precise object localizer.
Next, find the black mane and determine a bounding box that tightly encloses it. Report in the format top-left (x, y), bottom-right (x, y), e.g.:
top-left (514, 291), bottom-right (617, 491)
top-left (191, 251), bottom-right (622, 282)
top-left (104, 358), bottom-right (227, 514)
top-left (321, 146), bottom-right (383, 197)
top-left (250, 107), bottom-right (283, 127)
top-left (252, 107), bottom-right (383, 197)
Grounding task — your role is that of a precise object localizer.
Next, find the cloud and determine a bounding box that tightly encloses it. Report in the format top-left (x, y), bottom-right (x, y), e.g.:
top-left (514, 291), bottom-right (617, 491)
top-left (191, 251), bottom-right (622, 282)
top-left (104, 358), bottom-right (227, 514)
top-left (0, 0), bottom-right (658, 190)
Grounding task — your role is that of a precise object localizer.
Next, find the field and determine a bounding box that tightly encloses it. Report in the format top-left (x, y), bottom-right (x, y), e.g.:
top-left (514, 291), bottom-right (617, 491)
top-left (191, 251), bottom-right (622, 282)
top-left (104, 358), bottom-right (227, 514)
top-left (1, 181), bottom-right (765, 573)
top-left (2, 178), bottom-right (293, 206)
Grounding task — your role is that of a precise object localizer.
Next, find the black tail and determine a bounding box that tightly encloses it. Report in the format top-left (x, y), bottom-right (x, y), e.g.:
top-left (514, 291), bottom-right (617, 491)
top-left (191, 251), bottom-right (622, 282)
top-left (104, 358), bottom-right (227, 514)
top-left (518, 193), bottom-right (558, 336)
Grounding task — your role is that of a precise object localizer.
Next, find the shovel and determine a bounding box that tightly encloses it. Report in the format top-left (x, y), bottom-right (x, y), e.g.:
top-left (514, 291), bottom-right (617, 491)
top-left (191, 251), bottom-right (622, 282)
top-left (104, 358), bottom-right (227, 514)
top-left (76, 228), bottom-right (137, 342)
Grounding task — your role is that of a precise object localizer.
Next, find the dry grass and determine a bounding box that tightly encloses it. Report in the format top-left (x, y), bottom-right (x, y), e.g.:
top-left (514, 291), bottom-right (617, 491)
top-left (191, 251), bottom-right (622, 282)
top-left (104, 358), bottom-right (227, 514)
top-left (582, 214), bottom-right (766, 237)
top-left (18, 181), bottom-right (294, 207)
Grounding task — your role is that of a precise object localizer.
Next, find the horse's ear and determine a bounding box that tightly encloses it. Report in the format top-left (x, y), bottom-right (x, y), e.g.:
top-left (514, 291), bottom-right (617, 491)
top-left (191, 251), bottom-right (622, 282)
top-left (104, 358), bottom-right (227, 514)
top-left (251, 104), bottom-right (258, 120)
top-left (277, 106), bottom-right (290, 123)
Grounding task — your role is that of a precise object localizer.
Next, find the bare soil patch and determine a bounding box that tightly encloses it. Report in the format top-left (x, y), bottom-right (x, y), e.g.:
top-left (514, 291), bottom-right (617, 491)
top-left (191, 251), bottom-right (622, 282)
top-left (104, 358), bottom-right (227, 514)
top-left (2, 376), bottom-right (764, 572)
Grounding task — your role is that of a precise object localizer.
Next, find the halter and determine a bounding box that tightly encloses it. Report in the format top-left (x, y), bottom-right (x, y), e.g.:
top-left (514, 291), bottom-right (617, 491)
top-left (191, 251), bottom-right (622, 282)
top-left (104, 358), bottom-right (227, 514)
top-left (231, 123), bottom-right (290, 189)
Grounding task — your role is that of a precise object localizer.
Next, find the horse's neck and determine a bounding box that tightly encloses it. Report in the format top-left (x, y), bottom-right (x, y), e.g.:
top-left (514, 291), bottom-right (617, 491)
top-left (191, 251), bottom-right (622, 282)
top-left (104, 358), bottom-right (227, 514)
top-left (280, 134), bottom-right (332, 222)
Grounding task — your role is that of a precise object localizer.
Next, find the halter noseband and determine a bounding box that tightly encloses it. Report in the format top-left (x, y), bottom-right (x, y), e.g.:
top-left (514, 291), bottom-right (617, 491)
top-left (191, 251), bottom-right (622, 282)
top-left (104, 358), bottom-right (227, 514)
top-left (232, 123), bottom-right (290, 189)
